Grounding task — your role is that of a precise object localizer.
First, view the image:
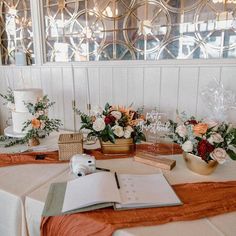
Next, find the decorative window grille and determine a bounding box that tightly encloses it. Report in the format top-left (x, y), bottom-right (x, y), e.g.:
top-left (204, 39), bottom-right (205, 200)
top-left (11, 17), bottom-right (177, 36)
top-left (1, 0), bottom-right (236, 64)
top-left (43, 0), bottom-right (236, 62)
top-left (0, 0), bottom-right (34, 65)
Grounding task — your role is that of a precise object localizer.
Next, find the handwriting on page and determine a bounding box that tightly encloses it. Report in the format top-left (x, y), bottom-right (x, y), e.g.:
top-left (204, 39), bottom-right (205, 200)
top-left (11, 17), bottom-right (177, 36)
top-left (119, 176), bottom-right (139, 203)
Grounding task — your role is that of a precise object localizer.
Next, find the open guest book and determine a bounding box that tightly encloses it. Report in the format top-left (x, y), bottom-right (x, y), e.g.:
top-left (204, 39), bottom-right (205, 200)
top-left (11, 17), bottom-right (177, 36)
top-left (42, 172), bottom-right (182, 216)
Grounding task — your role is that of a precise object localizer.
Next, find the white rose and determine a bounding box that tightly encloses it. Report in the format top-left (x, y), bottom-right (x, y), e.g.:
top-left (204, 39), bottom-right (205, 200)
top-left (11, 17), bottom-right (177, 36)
top-left (92, 118), bottom-right (105, 132)
top-left (111, 111), bottom-right (122, 120)
top-left (126, 126), bottom-right (134, 132)
top-left (182, 140), bottom-right (193, 153)
top-left (208, 133), bottom-right (224, 145)
top-left (91, 105), bottom-right (103, 116)
top-left (210, 148), bottom-right (227, 164)
top-left (176, 125), bottom-right (187, 138)
top-left (124, 130), bottom-right (131, 139)
top-left (112, 125), bottom-right (124, 137)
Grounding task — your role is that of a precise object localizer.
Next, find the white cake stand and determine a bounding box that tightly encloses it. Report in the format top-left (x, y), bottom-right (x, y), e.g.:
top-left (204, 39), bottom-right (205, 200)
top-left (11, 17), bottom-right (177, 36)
top-left (4, 126), bottom-right (26, 138)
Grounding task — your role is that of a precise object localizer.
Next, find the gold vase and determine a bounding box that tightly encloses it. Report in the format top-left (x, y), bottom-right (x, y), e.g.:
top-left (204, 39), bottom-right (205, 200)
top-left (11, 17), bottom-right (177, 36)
top-left (183, 152), bottom-right (218, 175)
top-left (100, 138), bottom-right (135, 154)
top-left (28, 137), bottom-right (40, 147)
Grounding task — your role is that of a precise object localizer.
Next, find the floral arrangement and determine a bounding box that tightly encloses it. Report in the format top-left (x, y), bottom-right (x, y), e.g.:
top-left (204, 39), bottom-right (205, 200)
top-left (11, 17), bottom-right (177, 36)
top-left (0, 94), bottom-right (62, 147)
top-left (169, 112), bottom-right (236, 164)
top-left (21, 95), bottom-right (62, 142)
top-left (76, 103), bottom-right (146, 143)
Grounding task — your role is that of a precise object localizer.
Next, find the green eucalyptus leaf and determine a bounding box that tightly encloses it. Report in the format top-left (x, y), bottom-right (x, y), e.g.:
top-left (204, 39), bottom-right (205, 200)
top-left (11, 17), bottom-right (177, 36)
top-left (108, 133), bottom-right (115, 143)
top-left (105, 103), bottom-right (110, 111)
top-left (227, 149), bottom-right (236, 160)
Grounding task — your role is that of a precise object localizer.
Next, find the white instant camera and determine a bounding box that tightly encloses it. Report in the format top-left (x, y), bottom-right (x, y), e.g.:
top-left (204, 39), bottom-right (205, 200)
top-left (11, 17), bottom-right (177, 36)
top-left (70, 154), bottom-right (96, 177)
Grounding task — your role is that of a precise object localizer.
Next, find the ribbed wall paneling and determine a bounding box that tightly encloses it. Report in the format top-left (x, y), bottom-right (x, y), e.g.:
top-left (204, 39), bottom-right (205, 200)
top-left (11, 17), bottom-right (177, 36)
top-left (0, 61), bottom-right (236, 134)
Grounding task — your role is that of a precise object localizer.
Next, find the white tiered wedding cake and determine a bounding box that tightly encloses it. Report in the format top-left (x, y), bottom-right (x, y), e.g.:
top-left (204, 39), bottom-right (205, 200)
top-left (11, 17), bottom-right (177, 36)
top-left (12, 89), bottom-right (43, 134)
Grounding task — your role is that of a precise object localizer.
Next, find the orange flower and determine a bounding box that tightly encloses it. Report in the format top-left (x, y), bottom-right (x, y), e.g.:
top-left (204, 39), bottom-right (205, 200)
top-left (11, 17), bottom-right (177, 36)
top-left (91, 116), bottom-right (96, 122)
top-left (31, 118), bottom-right (41, 129)
top-left (129, 111), bottom-right (135, 120)
top-left (129, 118), bottom-right (144, 127)
top-left (139, 114), bottom-right (145, 120)
top-left (193, 123), bottom-right (208, 136)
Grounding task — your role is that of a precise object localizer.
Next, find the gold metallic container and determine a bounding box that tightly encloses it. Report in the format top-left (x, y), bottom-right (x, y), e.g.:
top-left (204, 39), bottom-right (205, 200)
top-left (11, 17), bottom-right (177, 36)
top-left (183, 152), bottom-right (218, 175)
top-left (100, 138), bottom-right (135, 154)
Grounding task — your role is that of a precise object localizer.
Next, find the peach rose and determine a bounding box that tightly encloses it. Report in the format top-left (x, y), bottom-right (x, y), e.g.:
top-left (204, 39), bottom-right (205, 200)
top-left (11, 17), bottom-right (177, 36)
top-left (91, 116), bottom-right (96, 122)
top-left (31, 118), bottom-right (41, 129)
top-left (210, 148), bottom-right (227, 164)
top-left (193, 123), bottom-right (208, 136)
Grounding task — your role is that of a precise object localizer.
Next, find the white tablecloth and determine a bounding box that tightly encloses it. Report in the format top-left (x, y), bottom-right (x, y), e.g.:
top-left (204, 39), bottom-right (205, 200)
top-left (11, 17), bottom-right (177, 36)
top-left (25, 155), bottom-right (236, 236)
top-left (0, 164), bottom-right (68, 236)
top-left (0, 132), bottom-right (69, 236)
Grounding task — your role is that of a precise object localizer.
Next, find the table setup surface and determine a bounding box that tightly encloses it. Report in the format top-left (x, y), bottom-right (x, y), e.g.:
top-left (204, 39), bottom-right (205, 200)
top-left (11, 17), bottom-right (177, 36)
top-left (26, 155), bottom-right (236, 236)
top-left (0, 133), bottom-right (236, 236)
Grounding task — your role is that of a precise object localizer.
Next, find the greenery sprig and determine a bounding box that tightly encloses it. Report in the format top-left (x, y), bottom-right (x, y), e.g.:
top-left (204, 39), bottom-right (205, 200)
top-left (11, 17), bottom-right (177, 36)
top-left (0, 87), bottom-right (14, 105)
top-left (0, 135), bottom-right (27, 147)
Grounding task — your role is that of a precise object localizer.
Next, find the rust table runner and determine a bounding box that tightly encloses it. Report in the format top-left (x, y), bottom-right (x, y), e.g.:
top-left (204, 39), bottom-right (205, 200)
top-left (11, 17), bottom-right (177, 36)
top-left (0, 143), bottom-right (182, 167)
top-left (41, 181), bottom-right (236, 236)
top-left (0, 151), bottom-right (64, 167)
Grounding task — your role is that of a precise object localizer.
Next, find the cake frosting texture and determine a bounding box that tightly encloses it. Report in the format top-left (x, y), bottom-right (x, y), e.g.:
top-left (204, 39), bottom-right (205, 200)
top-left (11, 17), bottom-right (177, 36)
top-left (12, 111), bottom-right (32, 133)
top-left (14, 89), bottom-right (43, 112)
top-left (12, 88), bottom-right (43, 133)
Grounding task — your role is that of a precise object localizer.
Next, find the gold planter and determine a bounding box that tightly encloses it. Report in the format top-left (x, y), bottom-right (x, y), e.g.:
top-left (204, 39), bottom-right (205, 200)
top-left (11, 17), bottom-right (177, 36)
top-left (183, 152), bottom-right (218, 175)
top-left (100, 138), bottom-right (135, 154)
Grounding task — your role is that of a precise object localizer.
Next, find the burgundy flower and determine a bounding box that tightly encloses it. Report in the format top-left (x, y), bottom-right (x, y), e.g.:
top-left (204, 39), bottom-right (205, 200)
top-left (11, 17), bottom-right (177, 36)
top-left (104, 115), bottom-right (116, 125)
top-left (132, 111), bottom-right (138, 120)
top-left (185, 120), bottom-right (198, 125)
top-left (197, 140), bottom-right (214, 160)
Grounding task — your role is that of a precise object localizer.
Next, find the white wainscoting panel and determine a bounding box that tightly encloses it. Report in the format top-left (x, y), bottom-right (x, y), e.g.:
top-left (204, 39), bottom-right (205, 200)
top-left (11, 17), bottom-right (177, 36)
top-left (160, 67), bottom-right (179, 118)
top-left (178, 67), bottom-right (199, 116)
top-left (143, 67), bottom-right (161, 110)
top-left (113, 67), bottom-right (128, 106)
top-left (99, 67), bottom-right (113, 106)
top-left (0, 60), bottom-right (236, 134)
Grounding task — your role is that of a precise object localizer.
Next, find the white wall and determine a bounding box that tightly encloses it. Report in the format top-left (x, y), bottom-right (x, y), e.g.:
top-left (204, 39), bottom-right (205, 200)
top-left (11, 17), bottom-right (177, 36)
top-left (0, 59), bottom-right (236, 134)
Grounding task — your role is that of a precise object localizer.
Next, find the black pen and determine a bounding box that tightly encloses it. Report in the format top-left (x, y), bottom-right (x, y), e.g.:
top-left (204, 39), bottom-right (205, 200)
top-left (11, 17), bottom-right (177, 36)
top-left (96, 167), bottom-right (110, 172)
top-left (114, 172), bottom-right (120, 189)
